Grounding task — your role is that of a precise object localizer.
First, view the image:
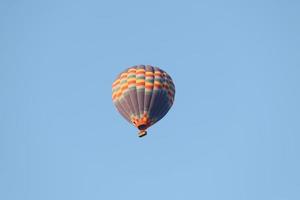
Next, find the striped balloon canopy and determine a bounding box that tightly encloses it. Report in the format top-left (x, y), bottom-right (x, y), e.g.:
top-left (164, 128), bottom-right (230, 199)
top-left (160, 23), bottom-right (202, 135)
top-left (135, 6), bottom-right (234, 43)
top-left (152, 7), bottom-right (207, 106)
top-left (112, 65), bottom-right (175, 137)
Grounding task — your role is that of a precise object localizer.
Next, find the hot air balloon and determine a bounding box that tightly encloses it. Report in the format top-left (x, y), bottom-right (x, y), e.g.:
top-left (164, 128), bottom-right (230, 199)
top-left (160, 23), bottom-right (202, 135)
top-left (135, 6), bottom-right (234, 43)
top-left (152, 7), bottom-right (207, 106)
top-left (112, 65), bottom-right (175, 137)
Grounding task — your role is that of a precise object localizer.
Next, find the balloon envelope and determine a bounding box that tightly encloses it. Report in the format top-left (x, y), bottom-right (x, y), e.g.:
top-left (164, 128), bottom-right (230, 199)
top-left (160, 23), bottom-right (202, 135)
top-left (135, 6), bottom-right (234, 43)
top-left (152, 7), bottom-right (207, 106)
top-left (112, 65), bottom-right (175, 137)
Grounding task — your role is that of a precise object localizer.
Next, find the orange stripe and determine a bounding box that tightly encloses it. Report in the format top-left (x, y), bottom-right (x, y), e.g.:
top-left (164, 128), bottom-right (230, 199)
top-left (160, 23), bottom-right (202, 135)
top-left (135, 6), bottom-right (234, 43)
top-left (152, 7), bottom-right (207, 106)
top-left (117, 91), bottom-right (123, 98)
top-left (136, 82), bottom-right (145, 86)
top-left (120, 84), bottom-right (129, 95)
top-left (136, 71), bottom-right (145, 75)
top-left (145, 72), bottom-right (154, 75)
top-left (112, 79), bottom-right (120, 87)
top-left (120, 84), bottom-right (128, 91)
top-left (121, 84), bottom-right (128, 90)
top-left (145, 85), bottom-right (153, 90)
top-left (145, 74), bottom-right (154, 78)
top-left (154, 83), bottom-right (162, 88)
top-left (128, 68), bottom-right (136, 72)
top-left (145, 82), bottom-right (153, 86)
top-left (136, 69), bottom-right (145, 72)
top-left (120, 73), bottom-right (127, 78)
top-left (128, 80), bottom-right (136, 85)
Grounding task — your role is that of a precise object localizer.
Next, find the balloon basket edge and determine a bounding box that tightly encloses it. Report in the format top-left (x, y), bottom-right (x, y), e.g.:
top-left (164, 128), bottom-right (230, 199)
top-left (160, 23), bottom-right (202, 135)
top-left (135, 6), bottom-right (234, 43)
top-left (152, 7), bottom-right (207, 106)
top-left (138, 130), bottom-right (147, 138)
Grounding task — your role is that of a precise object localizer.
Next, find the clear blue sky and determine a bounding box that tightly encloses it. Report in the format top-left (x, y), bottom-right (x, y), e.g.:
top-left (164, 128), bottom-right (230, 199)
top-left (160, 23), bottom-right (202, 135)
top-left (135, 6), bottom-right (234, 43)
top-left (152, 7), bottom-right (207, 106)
top-left (1, 0), bottom-right (300, 199)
